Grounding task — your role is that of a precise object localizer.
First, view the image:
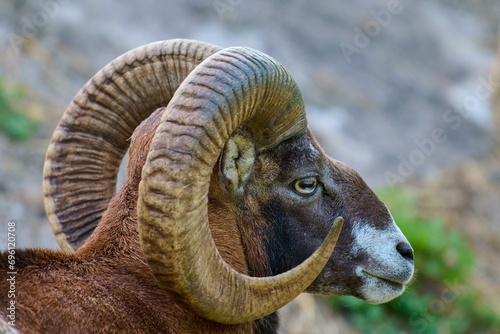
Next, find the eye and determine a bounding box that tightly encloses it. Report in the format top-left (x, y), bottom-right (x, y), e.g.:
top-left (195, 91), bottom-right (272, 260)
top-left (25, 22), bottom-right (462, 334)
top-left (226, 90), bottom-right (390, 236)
top-left (292, 177), bottom-right (319, 196)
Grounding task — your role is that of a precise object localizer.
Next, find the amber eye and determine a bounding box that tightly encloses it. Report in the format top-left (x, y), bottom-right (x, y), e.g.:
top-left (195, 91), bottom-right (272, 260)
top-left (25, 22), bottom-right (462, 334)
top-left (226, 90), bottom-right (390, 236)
top-left (293, 177), bottom-right (319, 196)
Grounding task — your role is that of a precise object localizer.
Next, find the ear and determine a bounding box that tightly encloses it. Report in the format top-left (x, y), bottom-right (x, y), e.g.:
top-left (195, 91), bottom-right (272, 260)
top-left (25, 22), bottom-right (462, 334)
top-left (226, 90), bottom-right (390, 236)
top-left (220, 127), bottom-right (256, 197)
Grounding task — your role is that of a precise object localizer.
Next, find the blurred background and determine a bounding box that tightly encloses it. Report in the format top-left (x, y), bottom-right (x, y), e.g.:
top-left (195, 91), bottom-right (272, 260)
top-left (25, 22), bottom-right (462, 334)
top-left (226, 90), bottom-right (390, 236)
top-left (1, 0), bottom-right (499, 332)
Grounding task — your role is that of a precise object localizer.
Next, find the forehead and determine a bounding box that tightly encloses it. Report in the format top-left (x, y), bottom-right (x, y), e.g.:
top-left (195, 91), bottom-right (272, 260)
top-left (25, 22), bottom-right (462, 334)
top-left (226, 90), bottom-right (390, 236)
top-left (258, 133), bottom-right (323, 172)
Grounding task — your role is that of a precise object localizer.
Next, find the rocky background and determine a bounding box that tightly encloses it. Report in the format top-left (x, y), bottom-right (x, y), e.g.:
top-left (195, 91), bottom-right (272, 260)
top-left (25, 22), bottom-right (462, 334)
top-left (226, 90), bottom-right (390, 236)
top-left (0, 0), bottom-right (499, 333)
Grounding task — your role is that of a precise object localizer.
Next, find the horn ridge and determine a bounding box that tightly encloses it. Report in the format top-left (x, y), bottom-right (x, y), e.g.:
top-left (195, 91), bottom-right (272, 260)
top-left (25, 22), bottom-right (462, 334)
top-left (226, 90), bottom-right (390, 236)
top-left (44, 39), bottom-right (222, 251)
top-left (138, 47), bottom-right (339, 324)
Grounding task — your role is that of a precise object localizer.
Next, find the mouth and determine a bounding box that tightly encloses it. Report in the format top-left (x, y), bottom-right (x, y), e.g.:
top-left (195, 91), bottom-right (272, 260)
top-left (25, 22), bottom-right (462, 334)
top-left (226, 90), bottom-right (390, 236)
top-left (361, 270), bottom-right (406, 290)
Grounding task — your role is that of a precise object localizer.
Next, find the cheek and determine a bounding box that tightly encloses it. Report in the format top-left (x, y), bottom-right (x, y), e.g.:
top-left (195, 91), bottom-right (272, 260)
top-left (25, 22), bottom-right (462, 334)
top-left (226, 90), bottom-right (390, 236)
top-left (322, 227), bottom-right (362, 275)
top-left (306, 233), bottom-right (364, 295)
top-left (259, 204), bottom-right (331, 276)
top-left (304, 220), bottom-right (360, 283)
top-left (253, 186), bottom-right (344, 276)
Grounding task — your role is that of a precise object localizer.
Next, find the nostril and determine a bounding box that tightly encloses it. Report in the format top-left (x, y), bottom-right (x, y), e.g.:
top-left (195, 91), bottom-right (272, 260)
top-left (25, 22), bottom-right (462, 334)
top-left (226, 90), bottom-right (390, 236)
top-left (396, 242), bottom-right (414, 262)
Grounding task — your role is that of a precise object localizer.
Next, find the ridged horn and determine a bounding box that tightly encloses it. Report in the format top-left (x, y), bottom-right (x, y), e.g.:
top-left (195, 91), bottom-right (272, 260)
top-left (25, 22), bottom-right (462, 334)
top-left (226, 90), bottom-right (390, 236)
top-left (43, 39), bottom-right (221, 252)
top-left (138, 47), bottom-right (344, 324)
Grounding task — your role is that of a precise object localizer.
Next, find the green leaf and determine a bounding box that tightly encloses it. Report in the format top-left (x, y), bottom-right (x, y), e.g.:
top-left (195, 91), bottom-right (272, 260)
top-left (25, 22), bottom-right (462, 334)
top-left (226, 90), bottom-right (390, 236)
top-left (0, 78), bottom-right (37, 141)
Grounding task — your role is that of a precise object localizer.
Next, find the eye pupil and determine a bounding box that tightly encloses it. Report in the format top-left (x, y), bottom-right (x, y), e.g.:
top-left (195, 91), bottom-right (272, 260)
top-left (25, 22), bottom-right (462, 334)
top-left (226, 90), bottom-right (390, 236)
top-left (293, 177), bottom-right (318, 195)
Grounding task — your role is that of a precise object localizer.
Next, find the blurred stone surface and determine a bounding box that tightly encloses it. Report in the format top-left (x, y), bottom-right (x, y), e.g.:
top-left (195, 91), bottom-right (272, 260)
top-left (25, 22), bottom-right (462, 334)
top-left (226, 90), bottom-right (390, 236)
top-left (278, 294), bottom-right (356, 334)
top-left (1, 0), bottom-right (498, 187)
top-left (414, 159), bottom-right (500, 314)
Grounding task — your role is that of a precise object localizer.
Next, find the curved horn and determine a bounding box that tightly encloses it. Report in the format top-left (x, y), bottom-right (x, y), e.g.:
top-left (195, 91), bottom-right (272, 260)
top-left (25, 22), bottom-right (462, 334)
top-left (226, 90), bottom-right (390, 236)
top-left (138, 47), bottom-right (344, 324)
top-left (43, 39), bottom-right (221, 252)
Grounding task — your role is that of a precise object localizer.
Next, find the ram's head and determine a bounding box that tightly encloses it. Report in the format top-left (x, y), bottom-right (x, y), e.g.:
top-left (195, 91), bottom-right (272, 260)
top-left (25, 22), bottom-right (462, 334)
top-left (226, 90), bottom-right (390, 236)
top-left (43, 39), bottom-right (414, 324)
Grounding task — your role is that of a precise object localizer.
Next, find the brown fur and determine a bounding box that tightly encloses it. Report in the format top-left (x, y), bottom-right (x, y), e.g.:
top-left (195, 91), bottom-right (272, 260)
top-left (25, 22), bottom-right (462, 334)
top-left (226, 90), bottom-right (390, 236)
top-left (0, 110), bottom-right (256, 333)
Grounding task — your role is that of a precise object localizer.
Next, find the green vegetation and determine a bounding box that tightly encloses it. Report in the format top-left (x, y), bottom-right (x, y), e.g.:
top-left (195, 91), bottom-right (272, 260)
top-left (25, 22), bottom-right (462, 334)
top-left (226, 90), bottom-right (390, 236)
top-left (330, 187), bottom-right (500, 334)
top-left (0, 78), bottom-right (38, 141)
